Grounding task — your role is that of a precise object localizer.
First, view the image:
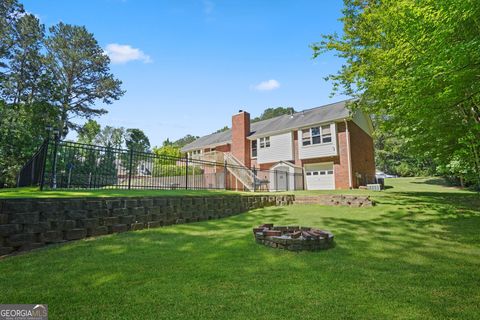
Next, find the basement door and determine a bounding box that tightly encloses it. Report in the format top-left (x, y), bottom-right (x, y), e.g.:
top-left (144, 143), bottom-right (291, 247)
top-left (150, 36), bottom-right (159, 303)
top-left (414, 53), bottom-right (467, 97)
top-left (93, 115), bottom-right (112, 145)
top-left (305, 163), bottom-right (335, 190)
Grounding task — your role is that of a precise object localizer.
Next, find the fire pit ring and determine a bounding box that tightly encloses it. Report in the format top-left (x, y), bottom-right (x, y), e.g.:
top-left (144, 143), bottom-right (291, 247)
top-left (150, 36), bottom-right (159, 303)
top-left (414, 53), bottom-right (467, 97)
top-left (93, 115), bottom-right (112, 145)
top-left (253, 224), bottom-right (334, 251)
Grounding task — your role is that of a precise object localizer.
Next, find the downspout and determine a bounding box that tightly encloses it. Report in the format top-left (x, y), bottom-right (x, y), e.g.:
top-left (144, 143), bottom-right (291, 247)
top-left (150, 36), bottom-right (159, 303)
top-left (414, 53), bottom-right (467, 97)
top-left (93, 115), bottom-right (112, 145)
top-left (344, 119), bottom-right (353, 189)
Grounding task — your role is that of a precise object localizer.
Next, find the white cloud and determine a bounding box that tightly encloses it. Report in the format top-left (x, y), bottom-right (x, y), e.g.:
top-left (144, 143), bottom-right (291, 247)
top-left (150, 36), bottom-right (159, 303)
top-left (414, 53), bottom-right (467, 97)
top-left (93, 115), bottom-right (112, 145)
top-left (253, 79), bottom-right (280, 91)
top-left (104, 43), bottom-right (152, 64)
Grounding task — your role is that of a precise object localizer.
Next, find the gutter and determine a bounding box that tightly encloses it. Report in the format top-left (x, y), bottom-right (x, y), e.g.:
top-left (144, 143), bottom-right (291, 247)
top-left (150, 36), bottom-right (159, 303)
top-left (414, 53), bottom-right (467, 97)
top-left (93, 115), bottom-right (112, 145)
top-left (344, 119), bottom-right (353, 189)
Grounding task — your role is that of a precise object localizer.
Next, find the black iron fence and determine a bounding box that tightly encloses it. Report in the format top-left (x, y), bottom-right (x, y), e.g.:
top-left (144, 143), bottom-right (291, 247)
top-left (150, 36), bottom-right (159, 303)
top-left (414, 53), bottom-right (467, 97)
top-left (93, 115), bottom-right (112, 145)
top-left (16, 140), bottom-right (49, 188)
top-left (17, 140), bottom-right (305, 192)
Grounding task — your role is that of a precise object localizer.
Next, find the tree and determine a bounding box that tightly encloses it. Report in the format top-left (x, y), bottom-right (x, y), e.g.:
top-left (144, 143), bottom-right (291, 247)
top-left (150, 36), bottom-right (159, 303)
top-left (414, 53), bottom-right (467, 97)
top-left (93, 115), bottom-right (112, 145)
top-left (44, 22), bottom-right (125, 131)
top-left (0, 0), bottom-right (23, 78)
top-left (252, 107), bottom-right (296, 123)
top-left (153, 145), bottom-right (182, 165)
top-left (125, 128), bottom-right (150, 153)
top-left (1, 13), bottom-right (45, 104)
top-left (214, 126), bottom-right (229, 133)
top-left (77, 120), bottom-right (101, 145)
top-left (96, 126), bottom-right (125, 149)
top-left (172, 134), bottom-right (198, 148)
top-left (123, 128), bottom-right (150, 176)
top-left (314, 0), bottom-right (480, 188)
top-left (0, 101), bottom-right (58, 186)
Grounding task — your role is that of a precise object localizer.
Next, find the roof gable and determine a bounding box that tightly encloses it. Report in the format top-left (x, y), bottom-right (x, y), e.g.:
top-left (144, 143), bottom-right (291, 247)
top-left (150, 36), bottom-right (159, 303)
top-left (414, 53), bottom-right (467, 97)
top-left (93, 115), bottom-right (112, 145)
top-left (182, 99), bottom-right (353, 152)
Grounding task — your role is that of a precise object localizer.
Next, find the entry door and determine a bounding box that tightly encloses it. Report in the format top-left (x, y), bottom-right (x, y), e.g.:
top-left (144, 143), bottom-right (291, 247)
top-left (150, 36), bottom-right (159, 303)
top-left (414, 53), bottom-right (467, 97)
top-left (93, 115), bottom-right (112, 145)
top-left (305, 163), bottom-right (334, 190)
top-left (273, 166), bottom-right (289, 191)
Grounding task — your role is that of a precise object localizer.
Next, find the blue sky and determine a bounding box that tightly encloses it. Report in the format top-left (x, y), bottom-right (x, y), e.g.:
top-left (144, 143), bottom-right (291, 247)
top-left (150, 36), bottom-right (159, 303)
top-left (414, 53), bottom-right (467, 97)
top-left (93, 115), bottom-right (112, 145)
top-left (23, 0), bottom-right (347, 147)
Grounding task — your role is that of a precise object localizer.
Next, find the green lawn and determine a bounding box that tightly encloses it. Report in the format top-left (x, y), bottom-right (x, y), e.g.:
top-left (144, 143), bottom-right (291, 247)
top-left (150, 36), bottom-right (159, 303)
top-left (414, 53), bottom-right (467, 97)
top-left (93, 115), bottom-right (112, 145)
top-left (0, 178), bottom-right (479, 319)
top-left (0, 187), bottom-right (245, 199)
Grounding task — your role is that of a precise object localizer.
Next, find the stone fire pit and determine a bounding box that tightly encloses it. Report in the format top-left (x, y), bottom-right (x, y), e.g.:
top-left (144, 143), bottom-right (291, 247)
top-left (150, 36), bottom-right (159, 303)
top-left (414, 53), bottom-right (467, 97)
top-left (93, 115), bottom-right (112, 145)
top-left (253, 224), bottom-right (334, 252)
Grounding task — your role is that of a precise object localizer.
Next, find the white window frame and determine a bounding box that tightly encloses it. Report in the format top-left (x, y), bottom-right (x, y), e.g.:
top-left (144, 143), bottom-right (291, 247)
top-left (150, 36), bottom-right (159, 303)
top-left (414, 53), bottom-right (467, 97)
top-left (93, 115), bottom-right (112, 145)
top-left (259, 137), bottom-right (270, 149)
top-left (302, 124), bottom-right (333, 146)
top-left (251, 140), bottom-right (258, 158)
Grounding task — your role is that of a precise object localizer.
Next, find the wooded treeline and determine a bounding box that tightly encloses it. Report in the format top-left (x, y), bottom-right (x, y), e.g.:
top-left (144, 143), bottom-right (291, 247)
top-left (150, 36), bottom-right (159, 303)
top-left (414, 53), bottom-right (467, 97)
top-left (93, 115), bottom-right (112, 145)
top-left (314, 0), bottom-right (480, 189)
top-left (0, 0), bottom-right (124, 187)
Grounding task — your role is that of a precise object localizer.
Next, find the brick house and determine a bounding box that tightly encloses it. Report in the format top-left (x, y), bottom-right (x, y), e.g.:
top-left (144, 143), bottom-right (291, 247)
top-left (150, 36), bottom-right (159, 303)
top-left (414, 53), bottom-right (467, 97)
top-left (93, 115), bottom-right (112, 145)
top-left (181, 100), bottom-right (375, 190)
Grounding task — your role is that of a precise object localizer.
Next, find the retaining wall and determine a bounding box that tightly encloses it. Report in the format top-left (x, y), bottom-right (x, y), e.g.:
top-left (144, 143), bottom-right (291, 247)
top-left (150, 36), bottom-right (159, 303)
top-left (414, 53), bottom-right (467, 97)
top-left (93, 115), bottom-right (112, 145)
top-left (0, 195), bottom-right (294, 256)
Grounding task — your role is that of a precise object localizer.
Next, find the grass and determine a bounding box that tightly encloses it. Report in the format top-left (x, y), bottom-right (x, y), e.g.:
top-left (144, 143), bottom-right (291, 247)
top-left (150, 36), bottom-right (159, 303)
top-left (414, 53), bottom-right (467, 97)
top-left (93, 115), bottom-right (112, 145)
top-left (0, 178), bottom-right (479, 319)
top-left (0, 187), bottom-right (248, 199)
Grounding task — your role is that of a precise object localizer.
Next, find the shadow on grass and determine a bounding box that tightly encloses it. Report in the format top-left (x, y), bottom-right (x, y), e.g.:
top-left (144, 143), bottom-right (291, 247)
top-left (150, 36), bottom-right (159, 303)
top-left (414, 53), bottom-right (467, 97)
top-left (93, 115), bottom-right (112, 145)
top-left (1, 183), bottom-right (480, 319)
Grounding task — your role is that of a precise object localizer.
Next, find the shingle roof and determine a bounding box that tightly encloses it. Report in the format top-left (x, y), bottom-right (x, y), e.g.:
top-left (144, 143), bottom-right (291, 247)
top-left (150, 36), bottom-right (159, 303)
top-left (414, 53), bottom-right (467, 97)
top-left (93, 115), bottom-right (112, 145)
top-left (181, 100), bottom-right (352, 152)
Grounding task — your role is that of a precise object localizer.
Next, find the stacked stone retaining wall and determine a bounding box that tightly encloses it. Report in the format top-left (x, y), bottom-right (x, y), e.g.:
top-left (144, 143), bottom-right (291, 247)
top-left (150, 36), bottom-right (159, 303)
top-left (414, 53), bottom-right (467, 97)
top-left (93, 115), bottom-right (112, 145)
top-left (0, 195), bottom-right (294, 256)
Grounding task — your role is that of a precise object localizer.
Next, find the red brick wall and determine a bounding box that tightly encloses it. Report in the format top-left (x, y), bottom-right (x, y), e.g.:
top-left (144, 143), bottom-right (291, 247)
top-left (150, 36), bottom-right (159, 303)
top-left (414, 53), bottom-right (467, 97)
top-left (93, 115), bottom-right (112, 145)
top-left (215, 144), bottom-right (231, 153)
top-left (348, 121), bottom-right (375, 187)
top-left (231, 111), bottom-right (251, 167)
top-left (299, 121), bottom-right (369, 189)
top-left (333, 122), bottom-right (351, 189)
top-left (293, 131), bottom-right (302, 166)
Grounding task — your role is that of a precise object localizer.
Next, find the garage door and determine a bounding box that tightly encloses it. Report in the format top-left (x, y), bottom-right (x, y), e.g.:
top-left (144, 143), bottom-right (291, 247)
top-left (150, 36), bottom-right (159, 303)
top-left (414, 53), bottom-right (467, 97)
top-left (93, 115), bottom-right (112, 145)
top-left (305, 163), bottom-right (334, 190)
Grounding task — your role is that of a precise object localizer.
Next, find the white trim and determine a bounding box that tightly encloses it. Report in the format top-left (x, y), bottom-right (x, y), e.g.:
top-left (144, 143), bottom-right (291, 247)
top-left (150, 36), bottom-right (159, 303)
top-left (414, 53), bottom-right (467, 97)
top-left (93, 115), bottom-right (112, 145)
top-left (248, 118), bottom-right (348, 140)
top-left (303, 162), bottom-right (335, 190)
top-left (344, 119), bottom-right (353, 189)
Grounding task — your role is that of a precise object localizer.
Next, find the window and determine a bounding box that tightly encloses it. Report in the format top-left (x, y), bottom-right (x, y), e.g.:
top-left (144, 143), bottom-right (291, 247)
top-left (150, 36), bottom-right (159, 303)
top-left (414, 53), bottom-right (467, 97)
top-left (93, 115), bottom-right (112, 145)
top-left (251, 140), bottom-right (257, 158)
top-left (311, 127), bottom-right (321, 144)
top-left (259, 137), bottom-right (270, 149)
top-left (322, 125), bottom-right (332, 143)
top-left (302, 129), bottom-right (311, 146)
top-left (301, 124), bottom-right (333, 146)
top-left (192, 150), bottom-right (202, 156)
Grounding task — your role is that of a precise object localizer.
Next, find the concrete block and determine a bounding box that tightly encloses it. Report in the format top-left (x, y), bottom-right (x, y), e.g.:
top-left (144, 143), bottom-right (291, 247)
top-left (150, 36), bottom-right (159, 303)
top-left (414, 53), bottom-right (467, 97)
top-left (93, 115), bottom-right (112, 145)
top-left (23, 222), bottom-right (50, 233)
top-left (103, 217), bottom-right (119, 226)
top-left (7, 233), bottom-right (36, 247)
top-left (147, 221), bottom-right (161, 229)
top-left (0, 246), bottom-right (14, 256)
top-left (11, 212), bottom-right (39, 224)
top-left (113, 208), bottom-right (128, 216)
top-left (0, 224), bottom-right (21, 236)
top-left (64, 228), bottom-right (87, 240)
top-left (131, 222), bottom-right (144, 231)
top-left (43, 231), bottom-right (63, 243)
top-left (66, 210), bottom-right (88, 220)
top-left (119, 216), bottom-right (135, 224)
top-left (92, 226), bottom-right (108, 236)
top-left (79, 218), bottom-right (99, 229)
top-left (110, 224), bottom-right (128, 233)
top-left (0, 214), bottom-right (9, 224)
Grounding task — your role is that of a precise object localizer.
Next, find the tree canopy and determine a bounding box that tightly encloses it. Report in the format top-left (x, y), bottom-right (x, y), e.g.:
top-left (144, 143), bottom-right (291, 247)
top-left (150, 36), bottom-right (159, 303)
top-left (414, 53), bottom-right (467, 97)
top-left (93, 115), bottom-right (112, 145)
top-left (314, 0), bottom-right (480, 188)
top-left (0, 0), bottom-right (124, 187)
top-left (252, 107), bottom-right (296, 123)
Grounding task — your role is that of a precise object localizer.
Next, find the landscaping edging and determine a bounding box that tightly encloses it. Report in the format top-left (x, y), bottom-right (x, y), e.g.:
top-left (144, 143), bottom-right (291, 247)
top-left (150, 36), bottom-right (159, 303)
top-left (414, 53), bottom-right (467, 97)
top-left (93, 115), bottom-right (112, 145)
top-left (253, 224), bottom-right (334, 251)
top-left (0, 195), bottom-right (294, 256)
top-left (294, 195), bottom-right (374, 207)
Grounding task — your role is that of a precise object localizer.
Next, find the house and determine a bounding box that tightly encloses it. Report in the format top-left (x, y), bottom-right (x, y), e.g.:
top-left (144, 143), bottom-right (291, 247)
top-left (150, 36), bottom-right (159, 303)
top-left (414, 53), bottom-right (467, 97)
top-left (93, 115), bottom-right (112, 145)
top-left (181, 100), bottom-right (375, 190)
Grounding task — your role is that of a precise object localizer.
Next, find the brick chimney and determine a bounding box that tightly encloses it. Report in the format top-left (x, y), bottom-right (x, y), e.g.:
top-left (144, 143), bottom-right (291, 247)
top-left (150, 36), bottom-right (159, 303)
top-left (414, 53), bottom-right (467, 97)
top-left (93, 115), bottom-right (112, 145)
top-left (231, 110), bottom-right (251, 167)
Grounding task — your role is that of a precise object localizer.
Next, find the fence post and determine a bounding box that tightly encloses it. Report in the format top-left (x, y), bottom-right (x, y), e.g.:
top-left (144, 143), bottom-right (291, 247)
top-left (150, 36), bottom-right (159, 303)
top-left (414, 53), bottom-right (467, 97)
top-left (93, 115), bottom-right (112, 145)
top-left (275, 170), bottom-right (278, 191)
top-left (252, 166), bottom-right (257, 192)
top-left (224, 160), bottom-right (228, 190)
top-left (50, 136), bottom-right (59, 189)
top-left (127, 148), bottom-right (134, 190)
top-left (185, 156), bottom-right (189, 190)
top-left (39, 138), bottom-right (49, 191)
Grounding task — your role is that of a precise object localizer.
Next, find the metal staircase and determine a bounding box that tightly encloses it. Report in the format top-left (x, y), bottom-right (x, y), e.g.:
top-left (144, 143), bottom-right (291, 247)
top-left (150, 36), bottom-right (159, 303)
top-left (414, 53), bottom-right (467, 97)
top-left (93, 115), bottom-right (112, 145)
top-left (223, 152), bottom-right (256, 191)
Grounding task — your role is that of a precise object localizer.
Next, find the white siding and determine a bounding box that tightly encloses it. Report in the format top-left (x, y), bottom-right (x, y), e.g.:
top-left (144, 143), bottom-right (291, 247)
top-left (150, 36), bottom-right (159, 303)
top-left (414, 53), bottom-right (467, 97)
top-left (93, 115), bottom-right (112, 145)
top-left (352, 110), bottom-right (373, 136)
top-left (257, 132), bottom-right (293, 164)
top-left (298, 123), bottom-right (338, 160)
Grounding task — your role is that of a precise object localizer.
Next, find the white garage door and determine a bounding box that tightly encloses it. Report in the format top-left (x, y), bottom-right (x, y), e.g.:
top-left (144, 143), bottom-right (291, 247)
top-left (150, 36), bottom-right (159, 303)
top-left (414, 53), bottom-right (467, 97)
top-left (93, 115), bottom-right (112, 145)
top-left (305, 163), bottom-right (335, 190)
